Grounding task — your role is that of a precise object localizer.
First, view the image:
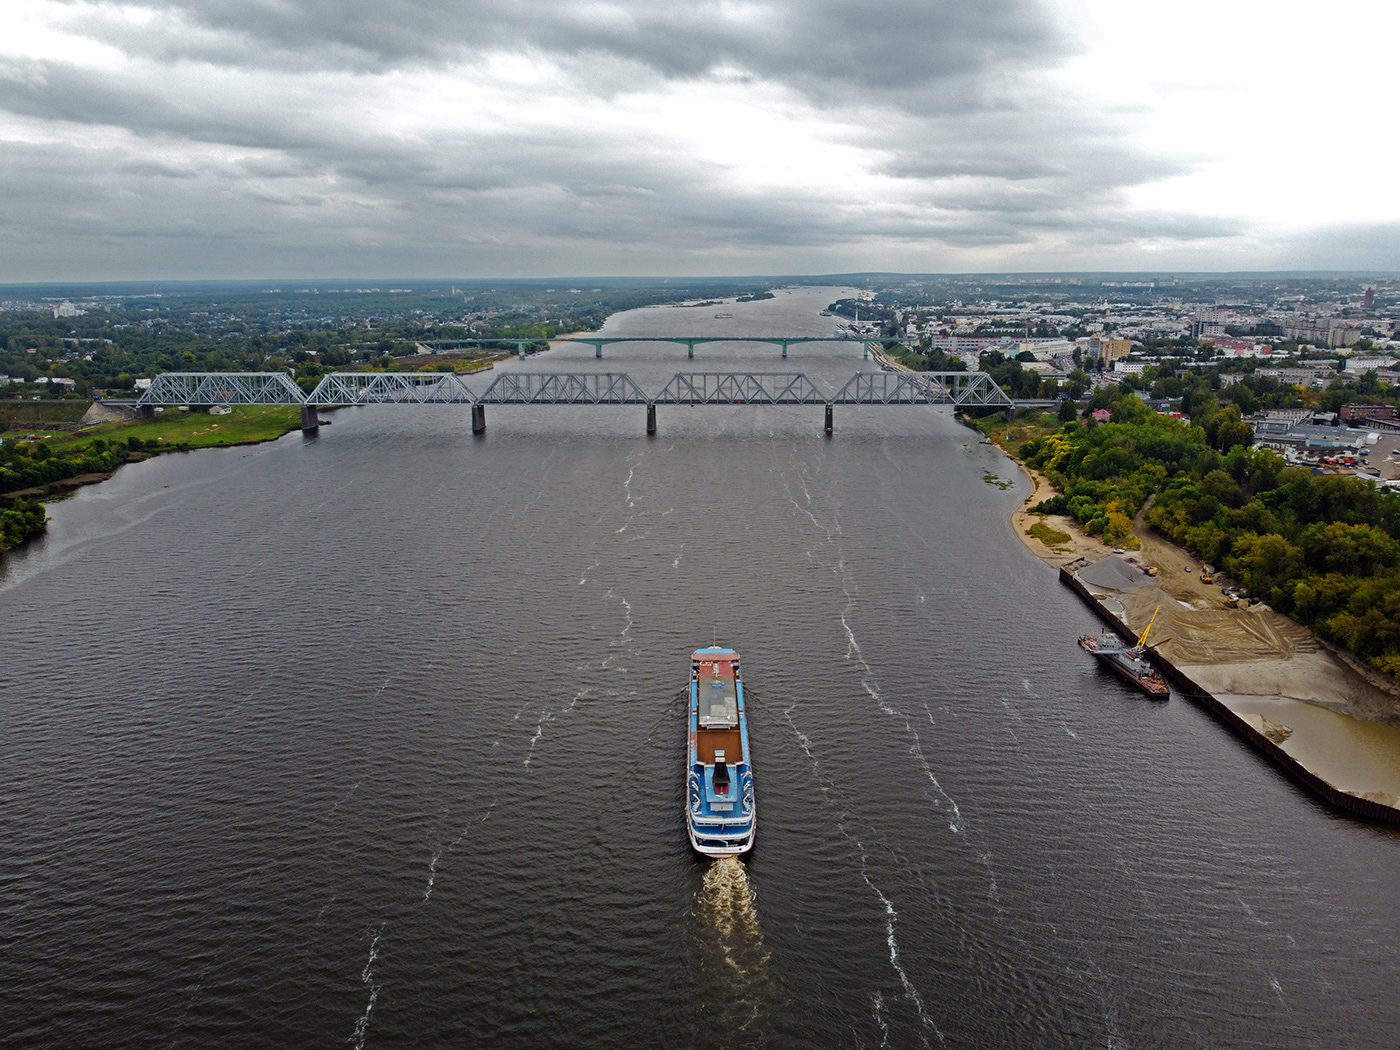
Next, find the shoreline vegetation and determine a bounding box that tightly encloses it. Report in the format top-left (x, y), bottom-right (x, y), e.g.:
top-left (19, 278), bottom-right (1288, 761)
top-left (970, 404), bottom-right (1400, 812)
top-left (968, 403), bottom-right (1400, 722)
top-left (0, 405), bottom-right (303, 553)
top-left (972, 396), bottom-right (1400, 688)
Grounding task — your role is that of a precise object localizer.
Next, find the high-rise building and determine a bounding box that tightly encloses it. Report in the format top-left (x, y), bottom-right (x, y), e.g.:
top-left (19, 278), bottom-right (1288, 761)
top-left (1364, 287), bottom-right (1375, 308)
top-left (1087, 337), bottom-right (1131, 363)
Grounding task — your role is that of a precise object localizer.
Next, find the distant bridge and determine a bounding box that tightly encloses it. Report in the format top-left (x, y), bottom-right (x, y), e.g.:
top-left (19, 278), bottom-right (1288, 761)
top-left (133, 370), bottom-right (1056, 434)
top-left (423, 335), bottom-right (873, 359)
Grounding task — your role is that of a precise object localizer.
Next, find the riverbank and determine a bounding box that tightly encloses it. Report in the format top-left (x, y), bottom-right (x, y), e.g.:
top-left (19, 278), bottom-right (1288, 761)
top-left (1, 406), bottom-right (303, 525)
top-left (989, 429), bottom-right (1400, 818)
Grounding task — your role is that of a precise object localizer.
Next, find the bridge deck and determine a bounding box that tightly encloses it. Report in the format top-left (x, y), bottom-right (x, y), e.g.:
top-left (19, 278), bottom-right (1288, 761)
top-left (138, 370), bottom-right (1026, 410)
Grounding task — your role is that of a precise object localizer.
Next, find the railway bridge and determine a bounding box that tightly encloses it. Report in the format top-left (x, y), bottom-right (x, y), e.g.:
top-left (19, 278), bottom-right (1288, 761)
top-left (134, 369), bottom-right (1056, 435)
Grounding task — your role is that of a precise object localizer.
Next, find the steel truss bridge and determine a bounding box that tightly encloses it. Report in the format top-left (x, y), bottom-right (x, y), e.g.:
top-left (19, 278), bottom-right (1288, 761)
top-left (423, 335), bottom-right (873, 359)
top-left (135, 370), bottom-right (1055, 433)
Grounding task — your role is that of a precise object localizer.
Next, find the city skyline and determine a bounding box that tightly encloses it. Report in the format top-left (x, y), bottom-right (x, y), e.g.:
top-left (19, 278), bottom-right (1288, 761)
top-left (1, 0), bottom-right (1396, 280)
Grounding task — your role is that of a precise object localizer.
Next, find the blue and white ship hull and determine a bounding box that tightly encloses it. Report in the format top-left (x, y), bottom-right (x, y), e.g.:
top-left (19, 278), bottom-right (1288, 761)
top-left (686, 647), bottom-right (756, 857)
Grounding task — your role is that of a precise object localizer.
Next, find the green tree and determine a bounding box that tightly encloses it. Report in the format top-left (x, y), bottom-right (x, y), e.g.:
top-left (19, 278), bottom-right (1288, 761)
top-left (1228, 532), bottom-right (1304, 598)
top-left (1301, 522), bottom-right (1400, 577)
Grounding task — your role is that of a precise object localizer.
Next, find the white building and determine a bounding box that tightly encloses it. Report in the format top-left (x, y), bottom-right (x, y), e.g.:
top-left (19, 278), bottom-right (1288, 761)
top-left (1344, 356), bottom-right (1393, 373)
top-left (1016, 339), bottom-right (1074, 360)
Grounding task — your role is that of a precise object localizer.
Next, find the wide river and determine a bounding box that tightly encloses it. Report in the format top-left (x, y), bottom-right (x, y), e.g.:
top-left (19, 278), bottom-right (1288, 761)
top-left (3, 288), bottom-right (1399, 1048)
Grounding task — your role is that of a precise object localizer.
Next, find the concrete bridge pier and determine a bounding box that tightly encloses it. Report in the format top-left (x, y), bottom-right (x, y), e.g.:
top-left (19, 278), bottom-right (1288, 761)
top-left (646, 403), bottom-right (657, 435)
top-left (781, 341), bottom-right (788, 359)
top-left (516, 341), bottom-right (527, 358)
top-left (824, 403), bottom-right (833, 436)
top-left (300, 404), bottom-right (320, 432)
top-left (595, 343), bottom-right (603, 359)
top-left (687, 340), bottom-right (695, 359)
top-left (472, 404), bottom-right (486, 434)
top-left (138, 404), bottom-right (155, 421)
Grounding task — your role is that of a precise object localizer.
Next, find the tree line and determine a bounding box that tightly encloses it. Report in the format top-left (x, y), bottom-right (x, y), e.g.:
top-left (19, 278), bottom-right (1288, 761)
top-left (1012, 389), bottom-right (1400, 678)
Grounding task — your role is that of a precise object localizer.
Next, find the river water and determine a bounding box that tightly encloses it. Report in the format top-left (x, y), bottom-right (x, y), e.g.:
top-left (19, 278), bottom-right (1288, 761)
top-left (3, 287), bottom-right (1399, 1048)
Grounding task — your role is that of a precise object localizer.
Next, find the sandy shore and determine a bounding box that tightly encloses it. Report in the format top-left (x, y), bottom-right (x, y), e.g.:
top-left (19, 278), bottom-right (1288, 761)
top-left (1005, 454), bottom-right (1400, 730)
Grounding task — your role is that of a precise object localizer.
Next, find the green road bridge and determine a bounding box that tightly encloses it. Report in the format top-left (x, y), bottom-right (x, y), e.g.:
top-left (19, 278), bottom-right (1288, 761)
top-left (423, 335), bottom-right (874, 359)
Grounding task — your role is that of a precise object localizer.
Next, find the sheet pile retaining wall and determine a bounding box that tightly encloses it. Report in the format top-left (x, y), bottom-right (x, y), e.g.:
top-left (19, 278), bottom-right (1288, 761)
top-left (1059, 564), bottom-right (1400, 827)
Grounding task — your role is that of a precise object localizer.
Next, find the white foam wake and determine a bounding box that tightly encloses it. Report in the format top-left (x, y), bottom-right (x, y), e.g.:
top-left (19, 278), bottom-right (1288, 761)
top-left (349, 924), bottom-right (384, 1050)
top-left (858, 849), bottom-right (944, 1047)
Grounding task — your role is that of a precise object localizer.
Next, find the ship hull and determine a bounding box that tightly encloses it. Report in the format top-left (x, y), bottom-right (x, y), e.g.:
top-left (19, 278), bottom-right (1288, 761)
top-left (1079, 634), bottom-right (1170, 698)
top-left (686, 647), bottom-right (756, 857)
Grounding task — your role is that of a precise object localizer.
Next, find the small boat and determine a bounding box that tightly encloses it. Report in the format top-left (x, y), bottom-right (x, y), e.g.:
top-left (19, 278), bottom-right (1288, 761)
top-left (686, 647), bottom-right (756, 856)
top-left (1078, 606), bottom-right (1170, 698)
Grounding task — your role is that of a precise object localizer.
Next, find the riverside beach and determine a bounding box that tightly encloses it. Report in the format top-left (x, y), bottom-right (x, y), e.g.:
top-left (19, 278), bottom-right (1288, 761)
top-left (999, 441), bottom-right (1400, 822)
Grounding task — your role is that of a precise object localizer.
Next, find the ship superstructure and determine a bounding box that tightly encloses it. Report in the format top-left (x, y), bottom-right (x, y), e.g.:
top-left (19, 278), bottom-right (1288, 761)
top-left (1078, 606), bottom-right (1170, 698)
top-left (686, 647), bottom-right (756, 856)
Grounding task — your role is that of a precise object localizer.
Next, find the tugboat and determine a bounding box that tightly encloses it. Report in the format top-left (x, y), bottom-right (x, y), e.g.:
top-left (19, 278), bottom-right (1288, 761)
top-left (686, 647), bottom-right (756, 856)
top-left (1078, 607), bottom-right (1170, 699)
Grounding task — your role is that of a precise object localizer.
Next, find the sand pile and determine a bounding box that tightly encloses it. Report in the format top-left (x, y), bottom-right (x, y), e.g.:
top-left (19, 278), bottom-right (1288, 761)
top-left (1076, 555), bottom-right (1151, 593)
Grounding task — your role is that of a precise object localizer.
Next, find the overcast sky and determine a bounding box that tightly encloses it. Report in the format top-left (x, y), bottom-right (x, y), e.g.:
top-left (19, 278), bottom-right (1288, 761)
top-left (0, 0), bottom-right (1395, 280)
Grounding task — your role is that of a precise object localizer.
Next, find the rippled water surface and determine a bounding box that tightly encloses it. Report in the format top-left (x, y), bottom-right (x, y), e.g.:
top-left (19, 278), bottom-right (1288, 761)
top-left (4, 288), bottom-right (1400, 1048)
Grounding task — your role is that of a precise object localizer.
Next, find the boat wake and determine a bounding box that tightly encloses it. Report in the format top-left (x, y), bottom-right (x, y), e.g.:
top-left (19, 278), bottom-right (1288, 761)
top-left (349, 923), bottom-right (384, 1050)
top-left (784, 456), bottom-right (964, 834)
top-left (693, 857), bottom-right (772, 1036)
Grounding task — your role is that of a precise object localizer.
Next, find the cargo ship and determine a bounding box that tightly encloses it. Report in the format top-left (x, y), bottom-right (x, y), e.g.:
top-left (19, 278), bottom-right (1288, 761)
top-left (686, 647), bottom-right (756, 856)
top-left (1078, 607), bottom-right (1170, 699)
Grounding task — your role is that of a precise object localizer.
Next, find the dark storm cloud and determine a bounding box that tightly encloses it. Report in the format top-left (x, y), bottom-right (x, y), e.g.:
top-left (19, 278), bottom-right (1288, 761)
top-left (5, 0), bottom-right (1351, 277)
top-left (112, 0), bottom-right (1065, 97)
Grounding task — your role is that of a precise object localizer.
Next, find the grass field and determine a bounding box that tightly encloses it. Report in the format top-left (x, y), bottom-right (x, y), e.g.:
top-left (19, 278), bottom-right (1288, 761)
top-left (57, 406), bottom-right (303, 452)
top-left (0, 400), bottom-right (90, 436)
top-left (1026, 520), bottom-right (1072, 547)
top-left (969, 410), bottom-right (1061, 452)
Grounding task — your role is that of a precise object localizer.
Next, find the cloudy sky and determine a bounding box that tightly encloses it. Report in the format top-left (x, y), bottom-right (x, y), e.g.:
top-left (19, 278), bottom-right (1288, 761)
top-left (0, 0), bottom-right (1395, 279)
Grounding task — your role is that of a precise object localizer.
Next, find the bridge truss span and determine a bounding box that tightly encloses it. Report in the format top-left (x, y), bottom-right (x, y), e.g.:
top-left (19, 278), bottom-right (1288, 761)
top-left (133, 368), bottom-right (1031, 431)
top-left (477, 372), bottom-right (650, 405)
top-left (140, 372), bottom-right (305, 405)
top-left (308, 371), bottom-right (478, 405)
top-left (832, 370), bottom-right (1013, 409)
top-left (654, 372), bottom-right (827, 405)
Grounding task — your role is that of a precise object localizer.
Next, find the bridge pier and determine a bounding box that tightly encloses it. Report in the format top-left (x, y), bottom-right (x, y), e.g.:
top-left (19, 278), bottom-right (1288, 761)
top-left (781, 341), bottom-right (788, 359)
top-left (595, 343), bottom-right (603, 359)
top-left (472, 403), bottom-right (486, 434)
top-left (824, 403), bottom-right (833, 436)
top-left (138, 404), bottom-right (155, 421)
top-left (300, 404), bottom-right (320, 432)
top-left (516, 342), bottom-right (527, 358)
top-left (646, 403), bottom-right (657, 435)
top-left (687, 340), bottom-right (695, 359)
